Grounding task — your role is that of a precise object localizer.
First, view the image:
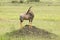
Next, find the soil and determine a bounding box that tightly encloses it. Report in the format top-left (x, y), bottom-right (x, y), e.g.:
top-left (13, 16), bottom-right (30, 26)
top-left (6, 25), bottom-right (57, 39)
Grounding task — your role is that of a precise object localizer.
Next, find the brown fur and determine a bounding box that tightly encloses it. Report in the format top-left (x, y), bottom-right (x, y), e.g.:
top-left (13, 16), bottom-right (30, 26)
top-left (20, 6), bottom-right (34, 22)
top-left (20, 6), bottom-right (34, 28)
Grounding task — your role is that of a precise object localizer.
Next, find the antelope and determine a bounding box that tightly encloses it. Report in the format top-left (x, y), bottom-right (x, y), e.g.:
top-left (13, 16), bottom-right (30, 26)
top-left (20, 6), bottom-right (34, 28)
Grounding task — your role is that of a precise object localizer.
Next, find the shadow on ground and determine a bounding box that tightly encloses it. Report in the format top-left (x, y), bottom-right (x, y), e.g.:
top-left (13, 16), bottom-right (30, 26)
top-left (6, 25), bottom-right (57, 39)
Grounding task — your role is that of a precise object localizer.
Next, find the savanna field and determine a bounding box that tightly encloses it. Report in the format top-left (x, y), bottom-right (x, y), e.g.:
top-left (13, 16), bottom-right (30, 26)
top-left (0, 2), bottom-right (60, 40)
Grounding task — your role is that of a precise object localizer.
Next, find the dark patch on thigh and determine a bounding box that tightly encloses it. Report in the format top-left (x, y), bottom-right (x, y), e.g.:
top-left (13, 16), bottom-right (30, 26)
top-left (20, 16), bottom-right (23, 22)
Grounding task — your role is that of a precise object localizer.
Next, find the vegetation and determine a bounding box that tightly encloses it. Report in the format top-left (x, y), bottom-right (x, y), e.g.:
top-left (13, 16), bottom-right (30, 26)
top-left (27, 0), bottom-right (40, 2)
top-left (0, 1), bottom-right (60, 40)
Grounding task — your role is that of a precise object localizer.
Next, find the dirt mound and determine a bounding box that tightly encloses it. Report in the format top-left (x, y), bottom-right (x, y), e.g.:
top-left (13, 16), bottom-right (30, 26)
top-left (6, 25), bottom-right (57, 39)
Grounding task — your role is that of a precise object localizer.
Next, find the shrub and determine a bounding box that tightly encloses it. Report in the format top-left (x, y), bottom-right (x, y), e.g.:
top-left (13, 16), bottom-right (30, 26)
top-left (28, 0), bottom-right (40, 2)
top-left (19, 0), bottom-right (24, 3)
top-left (11, 1), bottom-right (18, 3)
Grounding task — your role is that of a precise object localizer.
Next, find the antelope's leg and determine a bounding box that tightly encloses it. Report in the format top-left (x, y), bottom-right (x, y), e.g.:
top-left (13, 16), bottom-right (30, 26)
top-left (29, 22), bottom-right (32, 28)
top-left (20, 19), bottom-right (23, 27)
top-left (20, 16), bottom-right (23, 27)
top-left (29, 19), bottom-right (32, 28)
top-left (20, 22), bottom-right (22, 27)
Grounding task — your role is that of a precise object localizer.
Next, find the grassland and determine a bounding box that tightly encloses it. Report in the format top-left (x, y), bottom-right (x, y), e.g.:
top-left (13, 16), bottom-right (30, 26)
top-left (0, 3), bottom-right (60, 40)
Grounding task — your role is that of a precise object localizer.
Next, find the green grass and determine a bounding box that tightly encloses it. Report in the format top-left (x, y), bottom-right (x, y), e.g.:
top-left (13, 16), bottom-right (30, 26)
top-left (0, 3), bottom-right (60, 40)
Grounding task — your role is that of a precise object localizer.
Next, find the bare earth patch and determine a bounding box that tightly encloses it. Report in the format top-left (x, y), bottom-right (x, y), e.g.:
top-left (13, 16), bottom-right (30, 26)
top-left (6, 25), bottom-right (57, 39)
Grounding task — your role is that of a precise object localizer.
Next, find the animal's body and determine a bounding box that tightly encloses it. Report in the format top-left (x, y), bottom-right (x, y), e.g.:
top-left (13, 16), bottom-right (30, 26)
top-left (20, 6), bottom-right (34, 28)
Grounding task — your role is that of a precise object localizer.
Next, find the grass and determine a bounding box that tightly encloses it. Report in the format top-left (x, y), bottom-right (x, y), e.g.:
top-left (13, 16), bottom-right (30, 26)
top-left (0, 3), bottom-right (60, 40)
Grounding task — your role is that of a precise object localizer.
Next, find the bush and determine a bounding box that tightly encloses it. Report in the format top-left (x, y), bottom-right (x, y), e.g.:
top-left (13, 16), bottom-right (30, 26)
top-left (28, 0), bottom-right (40, 2)
top-left (11, 1), bottom-right (18, 3)
top-left (19, 0), bottom-right (24, 3)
